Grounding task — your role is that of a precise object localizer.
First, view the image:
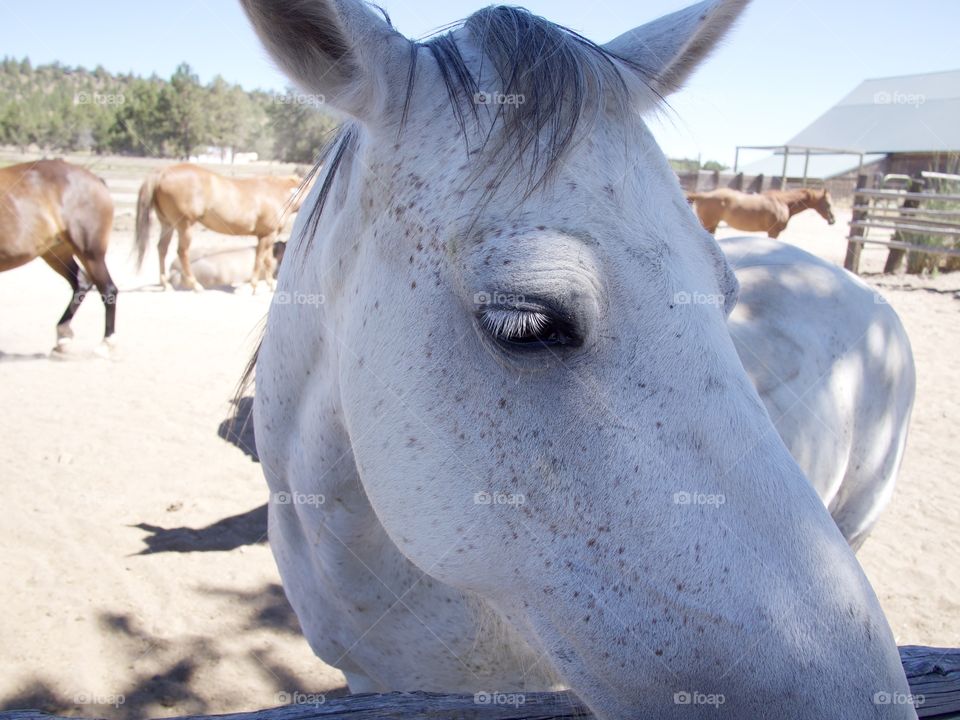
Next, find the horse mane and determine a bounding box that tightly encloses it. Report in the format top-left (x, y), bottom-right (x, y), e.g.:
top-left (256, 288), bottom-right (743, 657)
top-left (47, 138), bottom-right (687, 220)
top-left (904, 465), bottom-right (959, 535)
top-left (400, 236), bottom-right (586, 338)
top-left (410, 7), bottom-right (649, 193)
top-left (765, 187), bottom-right (824, 202)
top-left (783, 187), bottom-right (823, 196)
top-left (294, 7), bottom-right (651, 253)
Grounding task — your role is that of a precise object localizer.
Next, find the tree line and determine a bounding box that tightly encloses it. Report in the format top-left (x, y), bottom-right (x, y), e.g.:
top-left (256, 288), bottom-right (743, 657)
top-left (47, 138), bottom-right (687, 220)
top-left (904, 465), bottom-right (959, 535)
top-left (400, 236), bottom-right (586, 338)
top-left (0, 57), bottom-right (338, 163)
top-left (0, 57), bottom-right (735, 171)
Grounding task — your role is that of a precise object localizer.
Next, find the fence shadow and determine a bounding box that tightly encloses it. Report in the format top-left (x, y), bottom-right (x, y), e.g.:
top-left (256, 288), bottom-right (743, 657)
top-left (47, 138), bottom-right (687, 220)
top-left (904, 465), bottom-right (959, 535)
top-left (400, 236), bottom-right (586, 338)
top-left (0, 602), bottom-right (345, 720)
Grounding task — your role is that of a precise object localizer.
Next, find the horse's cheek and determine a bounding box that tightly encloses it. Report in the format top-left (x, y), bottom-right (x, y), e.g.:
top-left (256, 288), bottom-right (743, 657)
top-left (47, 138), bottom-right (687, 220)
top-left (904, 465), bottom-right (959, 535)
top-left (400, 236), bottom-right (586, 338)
top-left (338, 297), bottom-right (499, 578)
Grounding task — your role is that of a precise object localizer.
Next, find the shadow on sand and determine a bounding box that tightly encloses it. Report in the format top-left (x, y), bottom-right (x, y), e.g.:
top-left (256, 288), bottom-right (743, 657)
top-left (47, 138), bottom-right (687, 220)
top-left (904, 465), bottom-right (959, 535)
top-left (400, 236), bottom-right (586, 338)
top-left (0, 602), bottom-right (347, 720)
top-left (133, 504), bottom-right (267, 555)
top-left (218, 395), bottom-right (259, 462)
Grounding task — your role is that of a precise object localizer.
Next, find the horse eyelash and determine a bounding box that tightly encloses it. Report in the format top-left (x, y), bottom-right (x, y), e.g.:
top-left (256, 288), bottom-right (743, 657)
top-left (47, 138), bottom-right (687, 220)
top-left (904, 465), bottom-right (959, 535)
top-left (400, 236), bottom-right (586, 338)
top-left (479, 308), bottom-right (551, 340)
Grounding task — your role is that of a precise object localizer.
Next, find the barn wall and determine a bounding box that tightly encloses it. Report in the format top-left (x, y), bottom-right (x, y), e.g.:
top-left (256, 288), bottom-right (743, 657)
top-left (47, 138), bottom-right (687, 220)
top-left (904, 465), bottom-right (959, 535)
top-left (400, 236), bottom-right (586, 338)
top-left (882, 152), bottom-right (960, 178)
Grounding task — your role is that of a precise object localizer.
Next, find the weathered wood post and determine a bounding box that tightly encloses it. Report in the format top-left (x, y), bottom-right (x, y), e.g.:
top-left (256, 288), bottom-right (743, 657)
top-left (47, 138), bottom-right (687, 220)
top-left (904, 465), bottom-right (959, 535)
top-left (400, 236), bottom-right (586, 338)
top-left (844, 174), bottom-right (869, 273)
top-left (884, 176), bottom-right (924, 273)
top-left (729, 172), bottom-right (744, 190)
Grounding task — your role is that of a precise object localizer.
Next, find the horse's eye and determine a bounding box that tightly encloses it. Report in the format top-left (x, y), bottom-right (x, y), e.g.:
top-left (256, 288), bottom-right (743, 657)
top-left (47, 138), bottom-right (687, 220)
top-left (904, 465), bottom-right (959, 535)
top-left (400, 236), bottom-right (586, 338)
top-left (477, 306), bottom-right (577, 349)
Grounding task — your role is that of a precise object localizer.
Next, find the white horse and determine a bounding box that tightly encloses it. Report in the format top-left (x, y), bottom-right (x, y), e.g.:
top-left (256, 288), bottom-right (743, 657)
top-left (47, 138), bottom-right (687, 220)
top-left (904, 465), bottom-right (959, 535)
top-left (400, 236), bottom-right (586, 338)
top-left (241, 0), bottom-right (917, 717)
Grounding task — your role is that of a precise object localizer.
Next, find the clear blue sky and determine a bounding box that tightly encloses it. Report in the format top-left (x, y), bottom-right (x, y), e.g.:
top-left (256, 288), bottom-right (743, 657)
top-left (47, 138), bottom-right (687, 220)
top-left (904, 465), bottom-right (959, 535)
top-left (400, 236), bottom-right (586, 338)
top-left (2, 0), bottom-right (957, 165)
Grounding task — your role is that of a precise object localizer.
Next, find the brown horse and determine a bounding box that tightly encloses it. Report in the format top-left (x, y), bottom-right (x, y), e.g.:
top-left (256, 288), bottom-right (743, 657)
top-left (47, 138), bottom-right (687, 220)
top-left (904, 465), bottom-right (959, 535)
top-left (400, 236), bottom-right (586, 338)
top-left (0, 159), bottom-right (117, 352)
top-left (135, 164), bottom-right (303, 291)
top-left (687, 187), bottom-right (836, 238)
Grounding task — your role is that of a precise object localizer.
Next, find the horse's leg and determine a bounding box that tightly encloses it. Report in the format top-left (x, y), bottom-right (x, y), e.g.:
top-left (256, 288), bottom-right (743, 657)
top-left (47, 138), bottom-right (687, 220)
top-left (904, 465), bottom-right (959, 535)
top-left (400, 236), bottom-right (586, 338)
top-left (176, 222), bottom-right (203, 292)
top-left (77, 251), bottom-right (118, 350)
top-left (252, 232), bottom-right (277, 293)
top-left (40, 246), bottom-right (90, 351)
top-left (157, 221), bottom-right (174, 290)
top-left (264, 233), bottom-right (280, 291)
top-left (767, 224), bottom-right (785, 239)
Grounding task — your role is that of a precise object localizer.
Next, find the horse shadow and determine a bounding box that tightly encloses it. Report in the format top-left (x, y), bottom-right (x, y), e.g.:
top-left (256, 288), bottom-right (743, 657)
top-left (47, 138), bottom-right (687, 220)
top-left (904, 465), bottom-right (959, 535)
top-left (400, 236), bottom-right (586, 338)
top-left (133, 504), bottom-right (267, 554)
top-left (0, 350), bottom-right (51, 362)
top-left (218, 395), bottom-right (259, 462)
top-left (131, 397), bottom-right (265, 554)
top-left (122, 281), bottom-right (245, 294)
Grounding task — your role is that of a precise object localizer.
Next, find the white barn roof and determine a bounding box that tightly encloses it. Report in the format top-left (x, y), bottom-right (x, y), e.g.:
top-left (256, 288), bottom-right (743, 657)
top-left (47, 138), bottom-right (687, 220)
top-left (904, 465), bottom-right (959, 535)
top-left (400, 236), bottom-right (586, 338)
top-left (737, 153), bottom-right (885, 180)
top-left (786, 69), bottom-right (960, 153)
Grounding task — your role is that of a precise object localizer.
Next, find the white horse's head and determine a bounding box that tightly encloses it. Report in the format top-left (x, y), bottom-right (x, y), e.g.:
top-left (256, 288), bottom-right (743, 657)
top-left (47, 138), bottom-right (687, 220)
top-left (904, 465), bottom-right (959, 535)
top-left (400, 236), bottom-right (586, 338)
top-left (242, 1), bottom-right (912, 717)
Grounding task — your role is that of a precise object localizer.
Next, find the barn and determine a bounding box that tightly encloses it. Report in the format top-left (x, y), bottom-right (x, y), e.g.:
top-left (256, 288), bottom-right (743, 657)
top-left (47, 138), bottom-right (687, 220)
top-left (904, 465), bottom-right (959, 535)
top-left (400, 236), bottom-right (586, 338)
top-left (729, 68), bottom-right (960, 196)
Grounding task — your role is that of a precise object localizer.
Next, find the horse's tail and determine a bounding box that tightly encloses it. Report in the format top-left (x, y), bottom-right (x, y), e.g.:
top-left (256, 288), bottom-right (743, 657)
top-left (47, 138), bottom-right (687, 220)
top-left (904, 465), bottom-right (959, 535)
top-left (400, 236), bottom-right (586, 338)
top-left (134, 171), bottom-right (160, 269)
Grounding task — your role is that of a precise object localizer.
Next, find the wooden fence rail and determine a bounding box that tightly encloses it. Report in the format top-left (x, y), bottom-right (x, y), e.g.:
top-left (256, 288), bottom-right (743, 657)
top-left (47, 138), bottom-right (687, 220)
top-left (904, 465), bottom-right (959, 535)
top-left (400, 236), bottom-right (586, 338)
top-left (2, 647), bottom-right (958, 720)
top-left (845, 177), bottom-right (960, 274)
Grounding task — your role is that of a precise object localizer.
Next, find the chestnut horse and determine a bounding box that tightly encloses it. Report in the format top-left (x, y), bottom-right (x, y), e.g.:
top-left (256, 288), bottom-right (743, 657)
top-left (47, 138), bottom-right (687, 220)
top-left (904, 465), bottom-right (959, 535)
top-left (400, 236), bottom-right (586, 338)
top-left (0, 159), bottom-right (117, 352)
top-left (135, 163), bottom-right (303, 291)
top-left (687, 187), bottom-right (836, 237)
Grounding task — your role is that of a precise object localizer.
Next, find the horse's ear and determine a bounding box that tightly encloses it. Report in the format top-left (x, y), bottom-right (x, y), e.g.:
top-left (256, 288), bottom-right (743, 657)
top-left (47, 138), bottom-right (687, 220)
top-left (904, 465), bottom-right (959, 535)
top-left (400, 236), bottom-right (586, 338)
top-left (240, 0), bottom-right (411, 121)
top-left (604, 0), bottom-right (749, 98)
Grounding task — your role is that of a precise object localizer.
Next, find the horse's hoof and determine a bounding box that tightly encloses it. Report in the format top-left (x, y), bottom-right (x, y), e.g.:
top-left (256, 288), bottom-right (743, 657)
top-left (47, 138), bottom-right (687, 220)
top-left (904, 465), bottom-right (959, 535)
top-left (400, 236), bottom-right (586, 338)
top-left (93, 337), bottom-right (118, 359)
top-left (50, 338), bottom-right (79, 360)
top-left (53, 336), bottom-right (73, 352)
top-left (191, 283), bottom-right (205, 293)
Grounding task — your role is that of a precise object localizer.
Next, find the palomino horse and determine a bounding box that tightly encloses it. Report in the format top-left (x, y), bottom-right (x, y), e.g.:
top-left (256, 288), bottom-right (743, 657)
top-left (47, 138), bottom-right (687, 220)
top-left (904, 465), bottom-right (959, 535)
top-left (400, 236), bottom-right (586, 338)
top-left (241, 0), bottom-right (916, 717)
top-left (0, 159), bottom-right (117, 352)
top-left (134, 164), bottom-right (303, 291)
top-left (687, 186), bottom-right (836, 237)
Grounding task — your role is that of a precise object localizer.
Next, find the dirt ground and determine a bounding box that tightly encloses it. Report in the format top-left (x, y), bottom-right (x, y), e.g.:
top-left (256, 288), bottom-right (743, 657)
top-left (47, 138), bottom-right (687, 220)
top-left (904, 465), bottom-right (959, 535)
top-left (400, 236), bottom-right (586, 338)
top-left (0, 162), bottom-right (957, 718)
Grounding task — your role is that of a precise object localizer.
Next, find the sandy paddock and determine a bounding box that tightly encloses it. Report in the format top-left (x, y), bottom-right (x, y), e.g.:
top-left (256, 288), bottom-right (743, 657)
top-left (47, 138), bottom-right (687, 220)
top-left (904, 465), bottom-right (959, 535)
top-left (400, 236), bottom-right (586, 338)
top-left (0, 178), bottom-right (957, 718)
